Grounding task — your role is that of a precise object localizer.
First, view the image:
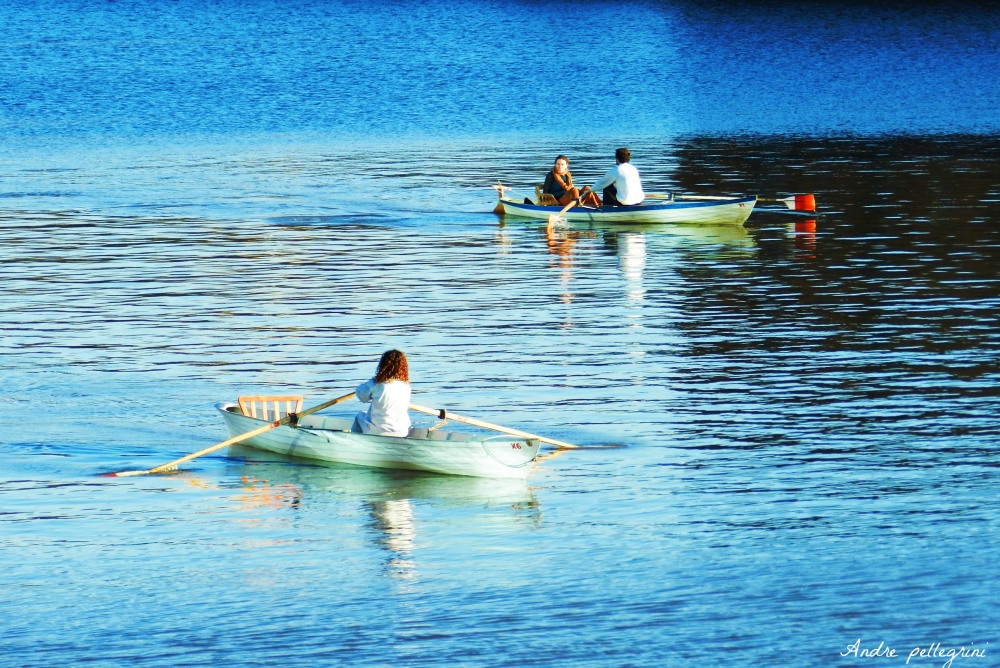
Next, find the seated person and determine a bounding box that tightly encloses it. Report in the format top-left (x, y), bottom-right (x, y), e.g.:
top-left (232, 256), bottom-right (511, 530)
top-left (590, 147), bottom-right (645, 207)
top-left (543, 155), bottom-right (602, 208)
top-left (352, 349), bottom-right (411, 437)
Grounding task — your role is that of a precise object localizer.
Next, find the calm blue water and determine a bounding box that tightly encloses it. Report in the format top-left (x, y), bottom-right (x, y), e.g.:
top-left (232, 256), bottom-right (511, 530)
top-left (2, 2), bottom-right (1000, 666)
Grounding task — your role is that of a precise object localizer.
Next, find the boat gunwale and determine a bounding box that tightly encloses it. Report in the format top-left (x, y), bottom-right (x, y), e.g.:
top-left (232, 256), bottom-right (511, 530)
top-left (498, 194), bottom-right (757, 214)
top-left (217, 402), bottom-right (536, 447)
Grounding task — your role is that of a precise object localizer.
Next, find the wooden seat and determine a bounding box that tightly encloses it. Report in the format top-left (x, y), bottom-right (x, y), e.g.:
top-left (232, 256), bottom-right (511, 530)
top-left (238, 395), bottom-right (303, 421)
top-left (535, 184), bottom-right (559, 206)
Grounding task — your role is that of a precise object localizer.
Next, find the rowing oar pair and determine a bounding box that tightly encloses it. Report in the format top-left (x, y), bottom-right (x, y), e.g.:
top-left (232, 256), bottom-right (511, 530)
top-left (102, 394), bottom-right (578, 477)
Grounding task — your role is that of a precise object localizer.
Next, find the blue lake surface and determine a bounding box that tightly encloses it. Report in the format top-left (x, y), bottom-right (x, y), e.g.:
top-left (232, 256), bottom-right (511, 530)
top-left (2, 1), bottom-right (999, 666)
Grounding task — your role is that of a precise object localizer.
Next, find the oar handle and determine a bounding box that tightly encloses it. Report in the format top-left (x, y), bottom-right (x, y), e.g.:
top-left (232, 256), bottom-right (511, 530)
top-left (109, 392), bottom-right (357, 477)
top-left (408, 403), bottom-right (578, 449)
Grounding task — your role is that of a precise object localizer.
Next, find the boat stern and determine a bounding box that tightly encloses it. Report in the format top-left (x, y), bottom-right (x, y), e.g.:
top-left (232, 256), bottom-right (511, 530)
top-left (480, 437), bottom-right (541, 472)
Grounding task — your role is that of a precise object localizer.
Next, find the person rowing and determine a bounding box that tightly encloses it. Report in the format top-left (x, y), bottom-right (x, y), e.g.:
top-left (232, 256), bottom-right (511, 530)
top-left (543, 155), bottom-right (602, 208)
top-left (590, 147), bottom-right (645, 208)
top-left (352, 349), bottom-right (411, 437)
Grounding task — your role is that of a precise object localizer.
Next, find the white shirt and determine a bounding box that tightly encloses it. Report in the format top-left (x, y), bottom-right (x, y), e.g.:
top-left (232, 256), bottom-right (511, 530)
top-left (591, 162), bottom-right (645, 205)
top-left (355, 378), bottom-right (411, 437)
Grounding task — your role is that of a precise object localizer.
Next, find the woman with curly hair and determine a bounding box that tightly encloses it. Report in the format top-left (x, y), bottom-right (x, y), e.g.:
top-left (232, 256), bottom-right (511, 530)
top-left (543, 155), bottom-right (602, 208)
top-left (352, 349), bottom-right (411, 437)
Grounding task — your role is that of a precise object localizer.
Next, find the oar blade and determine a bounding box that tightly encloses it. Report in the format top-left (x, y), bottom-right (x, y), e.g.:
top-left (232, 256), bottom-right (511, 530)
top-left (101, 469), bottom-right (151, 477)
top-left (781, 194), bottom-right (816, 211)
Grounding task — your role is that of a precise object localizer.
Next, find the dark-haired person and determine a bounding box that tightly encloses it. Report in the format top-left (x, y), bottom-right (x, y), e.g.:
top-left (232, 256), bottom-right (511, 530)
top-left (352, 349), bottom-right (411, 437)
top-left (589, 147), bottom-right (645, 207)
top-left (543, 155), bottom-right (602, 208)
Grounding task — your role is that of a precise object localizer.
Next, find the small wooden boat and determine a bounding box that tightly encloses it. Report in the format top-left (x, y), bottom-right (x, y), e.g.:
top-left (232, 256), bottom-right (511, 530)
top-left (495, 190), bottom-right (756, 225)
top-left (217, 402), bottom-right (541, 479)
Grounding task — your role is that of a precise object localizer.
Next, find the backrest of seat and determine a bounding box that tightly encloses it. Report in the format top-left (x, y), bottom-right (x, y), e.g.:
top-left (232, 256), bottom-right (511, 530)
top-left (238, 395), bottom-right (304, 421)
top-left (535, 183), bottom-right (559, 206)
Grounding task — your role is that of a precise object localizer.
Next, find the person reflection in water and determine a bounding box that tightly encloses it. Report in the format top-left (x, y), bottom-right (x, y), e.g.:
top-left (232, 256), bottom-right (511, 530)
top-left (590, 147), bottom-right (645, 207)
top-left (367, 498), bottom-right (417, 579)
top-left (352, 349), bottom-right (411, 437)
top-left (543, 155), bottom-right (602, 208)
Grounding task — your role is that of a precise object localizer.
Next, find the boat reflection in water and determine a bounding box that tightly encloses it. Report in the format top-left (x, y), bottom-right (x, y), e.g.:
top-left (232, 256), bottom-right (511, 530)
top-left (534, 219), bottom-right (756, 334)
top-left (225, 444), bottom-right (541, 578)
top-left (224, 446), bottom-right (540, 510)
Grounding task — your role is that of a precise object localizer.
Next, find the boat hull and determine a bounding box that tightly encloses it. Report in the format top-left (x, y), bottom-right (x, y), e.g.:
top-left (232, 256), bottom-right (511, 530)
top-left (497, 196), bottom-right (756, 225)
top-left (217, 403), bottom-right (540, 479)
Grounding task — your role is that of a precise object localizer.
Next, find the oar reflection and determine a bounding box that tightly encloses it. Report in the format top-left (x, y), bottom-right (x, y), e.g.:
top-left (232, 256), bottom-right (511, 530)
top-left (546, 224), bottom-right (597, 307)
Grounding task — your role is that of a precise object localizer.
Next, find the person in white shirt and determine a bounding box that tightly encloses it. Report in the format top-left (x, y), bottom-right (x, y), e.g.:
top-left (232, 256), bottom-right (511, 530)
top-left (352, 349), bottom-right (412, 437)
top-left (589, 147), bottom-right (645, 207)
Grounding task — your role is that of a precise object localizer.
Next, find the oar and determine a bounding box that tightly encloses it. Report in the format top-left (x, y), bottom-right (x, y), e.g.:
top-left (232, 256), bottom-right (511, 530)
top-left (408, 402), bottom-right (578, 449)
top-left (646, 194), bottom-right (745, 201)
top-left (645, 193), bottom-right (723, 201)
top-left (646, 192), bottom-right (816, 211)
top-left (547, 187), bottom-right (592, 226)
top-left (102, 392), bottom-right (357, 477)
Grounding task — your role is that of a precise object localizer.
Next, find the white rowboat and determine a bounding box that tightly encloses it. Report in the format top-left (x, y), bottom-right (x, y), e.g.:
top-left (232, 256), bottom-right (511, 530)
top-left (496, 193), bottom-right (756, 225)
top-left (217, 403), bottom-right (541, 479)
